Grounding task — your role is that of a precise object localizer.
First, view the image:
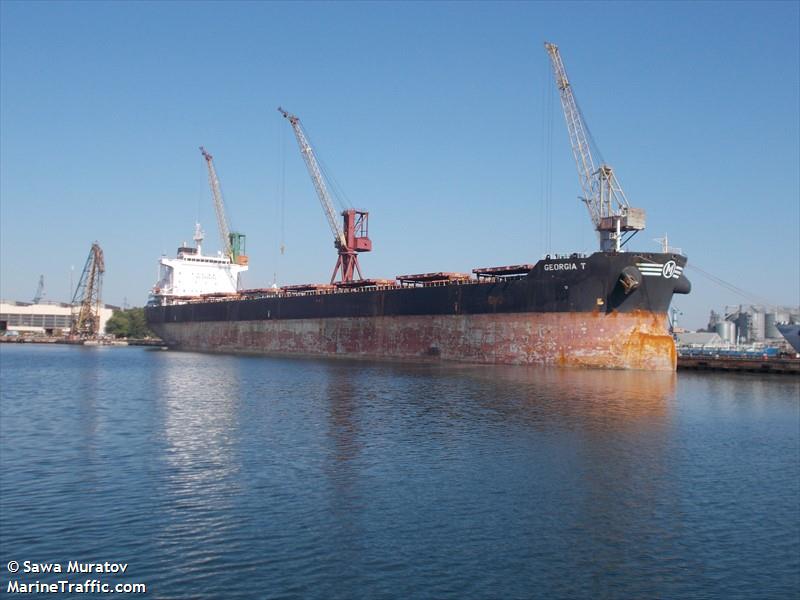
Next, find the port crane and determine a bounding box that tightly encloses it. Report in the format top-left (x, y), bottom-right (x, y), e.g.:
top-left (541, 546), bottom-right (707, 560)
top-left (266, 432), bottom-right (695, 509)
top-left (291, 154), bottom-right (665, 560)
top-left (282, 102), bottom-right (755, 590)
top-left (278, 107), bottom-right (372, 284)
top-left (70, 242), bottom-right (104, 339)
top-left (200, 146), bottom-right (248, 266)
top-left (544, 42), bottom-right (645, 252)
top-left (32, 275), bottom-right (45, 304)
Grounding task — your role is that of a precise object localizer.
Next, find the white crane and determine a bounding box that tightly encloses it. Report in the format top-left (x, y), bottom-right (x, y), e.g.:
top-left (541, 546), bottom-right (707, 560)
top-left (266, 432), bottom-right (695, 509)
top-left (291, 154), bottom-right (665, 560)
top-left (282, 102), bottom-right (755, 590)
top-left (544, 42), bottom-right (645, 252)
top-left (277, 108), bottom-right (347, 248)
top-left (200, 146), bottom-right (247, 265)
top-left (278, 107), bottom-right (371, 283)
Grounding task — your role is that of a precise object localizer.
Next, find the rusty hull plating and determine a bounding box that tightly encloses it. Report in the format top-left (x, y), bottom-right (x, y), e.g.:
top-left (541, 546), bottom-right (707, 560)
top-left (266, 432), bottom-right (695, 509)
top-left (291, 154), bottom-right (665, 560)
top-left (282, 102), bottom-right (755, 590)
top-left (153, 310), bottom-right (675, 371)
top-left (147, 252), bottom-right (690, 371)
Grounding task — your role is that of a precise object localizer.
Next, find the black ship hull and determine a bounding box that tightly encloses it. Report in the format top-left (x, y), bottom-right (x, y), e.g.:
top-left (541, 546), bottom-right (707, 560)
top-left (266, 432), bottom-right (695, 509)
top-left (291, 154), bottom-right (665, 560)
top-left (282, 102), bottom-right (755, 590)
top-left (146, 252), bottom-right (690, 370)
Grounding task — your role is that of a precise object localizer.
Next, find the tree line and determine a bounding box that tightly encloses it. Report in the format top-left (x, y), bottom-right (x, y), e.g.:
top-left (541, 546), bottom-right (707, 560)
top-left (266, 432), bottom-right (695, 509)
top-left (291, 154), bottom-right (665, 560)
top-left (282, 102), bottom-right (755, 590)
top-left (105, 307), bottom-right (156, 339)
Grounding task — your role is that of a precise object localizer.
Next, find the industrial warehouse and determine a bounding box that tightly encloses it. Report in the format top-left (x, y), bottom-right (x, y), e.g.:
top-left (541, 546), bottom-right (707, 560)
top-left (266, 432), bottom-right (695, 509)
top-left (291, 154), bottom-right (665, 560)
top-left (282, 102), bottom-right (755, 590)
top-left (1, 243), bottom-right (116, 340)
top-left (0, 300), bottom-right (115, 337)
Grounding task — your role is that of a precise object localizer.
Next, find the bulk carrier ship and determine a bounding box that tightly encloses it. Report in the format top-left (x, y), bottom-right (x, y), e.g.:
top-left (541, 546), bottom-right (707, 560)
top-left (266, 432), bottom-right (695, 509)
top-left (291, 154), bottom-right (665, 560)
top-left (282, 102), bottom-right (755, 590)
top-left (145, 43), bottom-right (691, 371)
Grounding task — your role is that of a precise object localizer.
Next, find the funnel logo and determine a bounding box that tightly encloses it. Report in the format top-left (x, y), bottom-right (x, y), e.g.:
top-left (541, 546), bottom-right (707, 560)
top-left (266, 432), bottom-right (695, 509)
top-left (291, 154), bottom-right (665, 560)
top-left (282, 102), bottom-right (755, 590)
top-left (662, 260), bottom-right (677, 279)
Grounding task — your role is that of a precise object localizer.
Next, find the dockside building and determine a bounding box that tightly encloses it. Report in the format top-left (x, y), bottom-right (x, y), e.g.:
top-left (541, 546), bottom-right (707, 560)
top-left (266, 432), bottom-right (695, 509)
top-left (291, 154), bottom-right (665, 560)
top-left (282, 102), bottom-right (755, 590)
top-left (0, 300), bottom-right (115, 336)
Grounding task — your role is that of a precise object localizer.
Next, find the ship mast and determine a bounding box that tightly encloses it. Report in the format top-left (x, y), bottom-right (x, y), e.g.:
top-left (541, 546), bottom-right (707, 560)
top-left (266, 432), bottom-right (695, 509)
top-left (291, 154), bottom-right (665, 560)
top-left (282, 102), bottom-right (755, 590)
top-left (193, 222), bottom-right (204, 254)
top-left (278, 107), bottom-right (372, 283)
top-left (544, 42), bottom-right (645, 252)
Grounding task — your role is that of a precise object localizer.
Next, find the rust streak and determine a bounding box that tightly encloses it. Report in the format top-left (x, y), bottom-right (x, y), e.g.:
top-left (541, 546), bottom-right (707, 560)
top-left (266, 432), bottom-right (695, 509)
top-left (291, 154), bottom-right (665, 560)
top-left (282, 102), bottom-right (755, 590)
top-left (155, 309), bottom-right (676, 371)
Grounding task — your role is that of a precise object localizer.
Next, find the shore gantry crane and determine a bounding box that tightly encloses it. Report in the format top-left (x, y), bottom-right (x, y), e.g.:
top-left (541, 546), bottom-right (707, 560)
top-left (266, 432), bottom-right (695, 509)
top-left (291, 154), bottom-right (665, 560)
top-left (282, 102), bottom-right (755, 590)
top-left (200, 146), bottom-right (248, 266)
top-left (544, 42), bottom-right (645, 252)
top-left (278, 107), bottom-right (372, 284)
top-left (70, 242), bottom-right (105, 339)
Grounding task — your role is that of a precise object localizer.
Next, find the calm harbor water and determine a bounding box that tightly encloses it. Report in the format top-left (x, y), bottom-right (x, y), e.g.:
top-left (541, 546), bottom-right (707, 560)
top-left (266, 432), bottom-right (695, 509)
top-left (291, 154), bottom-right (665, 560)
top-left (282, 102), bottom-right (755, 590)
top-left (1, 344), bottom-right (798, 599)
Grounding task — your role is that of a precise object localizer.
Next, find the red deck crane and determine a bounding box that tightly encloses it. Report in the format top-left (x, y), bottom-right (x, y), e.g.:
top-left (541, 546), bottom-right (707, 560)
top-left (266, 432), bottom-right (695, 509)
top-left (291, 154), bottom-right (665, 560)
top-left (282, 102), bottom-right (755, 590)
top-left (278, 107), bottom-right (371, 284)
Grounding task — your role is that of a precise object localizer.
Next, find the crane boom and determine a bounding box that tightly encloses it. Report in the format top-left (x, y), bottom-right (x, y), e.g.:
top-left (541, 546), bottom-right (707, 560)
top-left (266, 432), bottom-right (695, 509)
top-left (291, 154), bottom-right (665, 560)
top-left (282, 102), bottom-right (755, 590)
top-left (278, 108), bottom-right (347, 250)
top-left (544, 42), bottom-right (599, 222)
top-left (200, 146), bottom-right (233, 259)
top-left (279, 107), bottom-right (372, 284)
top-left (200, 147), bottom-right (247, 265)
top-left (32, 275), bottom-right (44, 304)
top-left (544, 42), bottom-right (645, 252)
top-left (70, 242), bottom-right (105, 339)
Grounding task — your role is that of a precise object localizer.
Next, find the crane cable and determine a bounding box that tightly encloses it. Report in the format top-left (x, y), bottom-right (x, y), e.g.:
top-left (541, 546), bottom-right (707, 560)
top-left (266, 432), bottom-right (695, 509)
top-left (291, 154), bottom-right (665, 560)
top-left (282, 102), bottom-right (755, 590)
top-left (573, 90), bottom-right (605, 168)
top-left (540, 58), bottom-right (554, 256)
top-left (685, 263), bottom-right (771, 306)
top-left (302, 127), bottom-right (352, 213)
top-left (280, 122), bottom-right (286, 256)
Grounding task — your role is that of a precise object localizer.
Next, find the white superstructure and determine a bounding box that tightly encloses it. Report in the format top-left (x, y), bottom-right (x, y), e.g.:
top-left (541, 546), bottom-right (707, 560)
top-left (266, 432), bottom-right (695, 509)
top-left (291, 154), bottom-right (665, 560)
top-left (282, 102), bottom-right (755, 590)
top-left (150, 224), bottom-right (248, 305)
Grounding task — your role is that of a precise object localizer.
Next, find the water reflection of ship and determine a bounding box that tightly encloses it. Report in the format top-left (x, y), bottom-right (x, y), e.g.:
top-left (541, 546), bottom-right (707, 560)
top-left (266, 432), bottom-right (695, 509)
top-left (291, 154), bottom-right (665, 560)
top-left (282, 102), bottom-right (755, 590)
top-left (407, 364), bottom-right (679, 587)
top-left (157, 353), bottom-right (242, 510)
top-left (395, 364), bottom-right (676, 431)
top-left (315, 361), bottom-right (680, 592)
top-left (324, 368), bottom-right (362, 466)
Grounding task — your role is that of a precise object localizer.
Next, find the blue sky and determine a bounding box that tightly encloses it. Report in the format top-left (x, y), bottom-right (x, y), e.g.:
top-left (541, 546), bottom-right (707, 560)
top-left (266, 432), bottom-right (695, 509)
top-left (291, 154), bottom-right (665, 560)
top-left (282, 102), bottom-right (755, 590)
top-left (1, 1), bottom-right (798, 329)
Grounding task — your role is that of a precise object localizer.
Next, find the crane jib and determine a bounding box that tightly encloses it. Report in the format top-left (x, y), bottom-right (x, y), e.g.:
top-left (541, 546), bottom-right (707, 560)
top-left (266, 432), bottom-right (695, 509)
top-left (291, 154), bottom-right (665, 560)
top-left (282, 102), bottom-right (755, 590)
top-left (200, 147), bottom-right (247, 265)
top-left (278, 106), bottom-right (372, 283)
top-left (544, 42), bottom-right (645, 252)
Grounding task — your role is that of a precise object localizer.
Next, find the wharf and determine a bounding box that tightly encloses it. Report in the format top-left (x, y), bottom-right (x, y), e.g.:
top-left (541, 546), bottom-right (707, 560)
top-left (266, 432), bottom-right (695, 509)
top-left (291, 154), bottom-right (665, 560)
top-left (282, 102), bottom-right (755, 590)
top-left (0, 337), bottom-right (163, 347)
top-left (678, 355), bottom-right (800, 375)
